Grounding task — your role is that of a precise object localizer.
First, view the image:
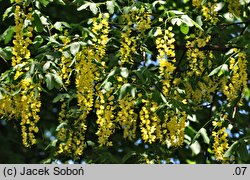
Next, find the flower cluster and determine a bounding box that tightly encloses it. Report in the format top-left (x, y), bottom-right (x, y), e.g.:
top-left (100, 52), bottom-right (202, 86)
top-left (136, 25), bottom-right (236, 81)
top-left (120, 29), bottom-right (137, 65)
top-left (75, 49), bottom-right (96, 118)
top-left (56, 101), bottom-right (87, 158)
top-left (222, 52), bottom-right (248, 102)
top-left (57, 128), bottom-right (86, 158)
top-left (186, 32), bottom-right (211, 76)
top-left (58, 31), bottom-right (72, 86)
top-left (116, 95), bottom-right (137, 140)
top-left (212, 116), bottom-right (229, 162)
top-left (155, 26), bottom-right (176, 96)
top-left (135, 6), bottom-right (151, 35)
top-left (192, 0), bottom-right (202, 7)
top-left (139, 99), bottom-right (187, 147)
top-left (92, 13), bottom-right (110, 63)
top-left (192, 0), bottom-right (218, 25)
top-left (140, 100), bottom-right (162, 144)
top-left (12, 5), bottom-right (33, 67)
top-left (1, 3), bottom-right (43, 147)
top-left (95, 90), bottom-right (116, 146)
top-left (227, 0), bottom-right (241, 17)
top-left (162, 110), bottom-right (187, 147)
top-left (0, 84), bottom-right (20, 119)
top-left (19, 78), bottom-right (41, 147)
top-left (184, 32), bottom-right (218, 104)
top-left (0, 78), bottom-right (42, 147)
top-left (119, 6), bottom-right (151, 65)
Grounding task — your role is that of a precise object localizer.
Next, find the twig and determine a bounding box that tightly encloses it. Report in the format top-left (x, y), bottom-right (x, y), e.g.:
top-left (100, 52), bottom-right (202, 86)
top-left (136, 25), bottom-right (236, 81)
top-left (175, 44), bottom-right (245, 52)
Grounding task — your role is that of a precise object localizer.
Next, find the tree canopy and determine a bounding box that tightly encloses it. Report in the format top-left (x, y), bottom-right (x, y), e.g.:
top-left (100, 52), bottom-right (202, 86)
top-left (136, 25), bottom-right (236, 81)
top-left (0, 0), bottom-right (250, 164)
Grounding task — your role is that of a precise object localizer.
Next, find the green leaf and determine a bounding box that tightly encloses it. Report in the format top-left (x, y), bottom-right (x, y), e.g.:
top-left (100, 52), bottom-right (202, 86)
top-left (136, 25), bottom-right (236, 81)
top-left (103, 81), bottom-right (112, 91)
top-left (45, 73), bottom-right (54, 90)
top-left (38, 0), bottom-right (50, 7)
top-left (224, 141), bottom-right (239, 157)
top-left (106, 1), bottom-right (115, 14)
top-left (43, 61), bottom-right (51, 71)
top-left (131, 87), bottom-right (137, 98)
top-left (200, 128), bottom-right (210, 144)
top-left (180, 23), bottom-right (189, 34)
top-left (77, 2), bottom-right (91, 11)
top-left (33, 12), bottom-right (44, 33)
top-left (89, 3), bottom-right (98, 15)
top-left (56, 122), bottom-right (67, 131)
top-left (0, 48), bottom-right (7, 62)
top-left (32, 35), bottom-right (44, 49)
top-left (190, 18), bottom-right (203, 31)
top-left (54, 0), bottom-right (65, 5)
top-left (0, 46), bottom-right (12, 61)
top-left (54, 22), bottom-right (71, 31)
top-left (11, 87), bottom-right (21, 96)
top-left (196, 15), bottom-right (203, 27)
top-left (1, 26), bottom-right (15, 44)
top-left (169, 10), bottom-right (184, 15)
top-left (171, 17), bottom-right (182, 26)
top-left (122, 151), bottom-right (136, 163)
top-left (69, 42), bottom-right (81, 56)
top-left (119, 83), bottom-right (131, 99)
top-left (53, 93), bottom-right (71, 103)
top-left (86, 140), bottom-right (95, 147)
top-left (42, 158), bottom-right (52, 164)
top-left (238, 140), bottom-right (249, 160)
top-left (2, 7), bottom-right (13, 21)
top-left (190, 141), bottom-right (201, 155)
top-left (52, 73), bottom-right (63, 87)
top-left (181, 15), bottom-right (193, 27)
top-left (208, 64), bottom-right (228, 77)
top-left (120, 67), bottom-right (129, 78)
top-left (0, 91), bottom-right (3, 100)
top-left (192, 127), bottom-right (209, 144)
top-left (152, 0), bottom-right (166, 8)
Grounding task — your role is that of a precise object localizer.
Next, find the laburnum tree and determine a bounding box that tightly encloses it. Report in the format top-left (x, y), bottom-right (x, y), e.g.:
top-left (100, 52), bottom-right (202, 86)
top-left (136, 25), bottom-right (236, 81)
top-left (0, 0), bottom-right (249, 163)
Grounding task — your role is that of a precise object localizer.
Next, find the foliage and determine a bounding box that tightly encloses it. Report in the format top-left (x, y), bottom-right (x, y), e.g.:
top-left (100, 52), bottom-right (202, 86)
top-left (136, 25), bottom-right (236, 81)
top-left (0, 0), bottom-right (250, 164)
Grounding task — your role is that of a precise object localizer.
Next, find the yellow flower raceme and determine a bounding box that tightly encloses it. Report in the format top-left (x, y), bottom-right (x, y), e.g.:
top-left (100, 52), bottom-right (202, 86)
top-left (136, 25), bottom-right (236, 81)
top-left (76, 49), bottom-right (96, 118)
top-left (92, 13), bottom-right (110, 63)
top-left (57, 13), bottom-right (111, 156)
top-left (139, 99), bottom-right (187, 147)
top-left (56, 101), bottom-right (86, 158)
top-left (19, 78), bottom-right (41, 147)
top-left (12, 5), bottom-right (33, 67)
top-left (140, 100), bottom-right (162, 144)
top-left (58, 31), bottom-right (72, 86)
top-left (186, 32), bottom-right (211, 76)
top-left (222, 52), bottom-right (248, 102)
top-left (156, 26), bottom-right (176, 96)
top-left (201, 1), bottom-right (219, 25)
top-left (192, 0), bottom-right (202, 7)
top-left (162, 110), bottom-right (187, 147)
top-left (212, 119), bottom-right (229, 162)
top-left (184, 32), bottom-right (220, 105)
top-left (120, 29), bottom-right (137, 65)
top-left (95, 90), bottom-right (116, 146)
top-left (119, 6), bottom-right (151, 65)
top-left (227, 0), bottom-right (241, 17)
top-left (2, 3), bottom-right (42, 147)
top-left (116, 95), bottom-right (137, 140)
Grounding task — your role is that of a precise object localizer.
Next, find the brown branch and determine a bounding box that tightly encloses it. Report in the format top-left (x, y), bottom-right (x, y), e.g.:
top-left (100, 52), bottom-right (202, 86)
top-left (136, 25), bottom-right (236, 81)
top-left (240, 20), bottom-right (250, 35)
top-left (175, 44), bottom-right (245, 52)
top-left (217, 19), bottom-right (250, 27)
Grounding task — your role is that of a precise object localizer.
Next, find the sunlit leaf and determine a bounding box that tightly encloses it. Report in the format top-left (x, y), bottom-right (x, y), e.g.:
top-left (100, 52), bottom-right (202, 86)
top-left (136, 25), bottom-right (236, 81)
top-left (106, 1), bottom-right (115, 14)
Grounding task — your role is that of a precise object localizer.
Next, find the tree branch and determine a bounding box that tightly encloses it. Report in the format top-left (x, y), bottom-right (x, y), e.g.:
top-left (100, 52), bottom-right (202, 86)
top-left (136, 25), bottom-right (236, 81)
top-left (175, 44), bottom-right (245, 52)
top-left (217, 19), bottom-right (250, 27)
